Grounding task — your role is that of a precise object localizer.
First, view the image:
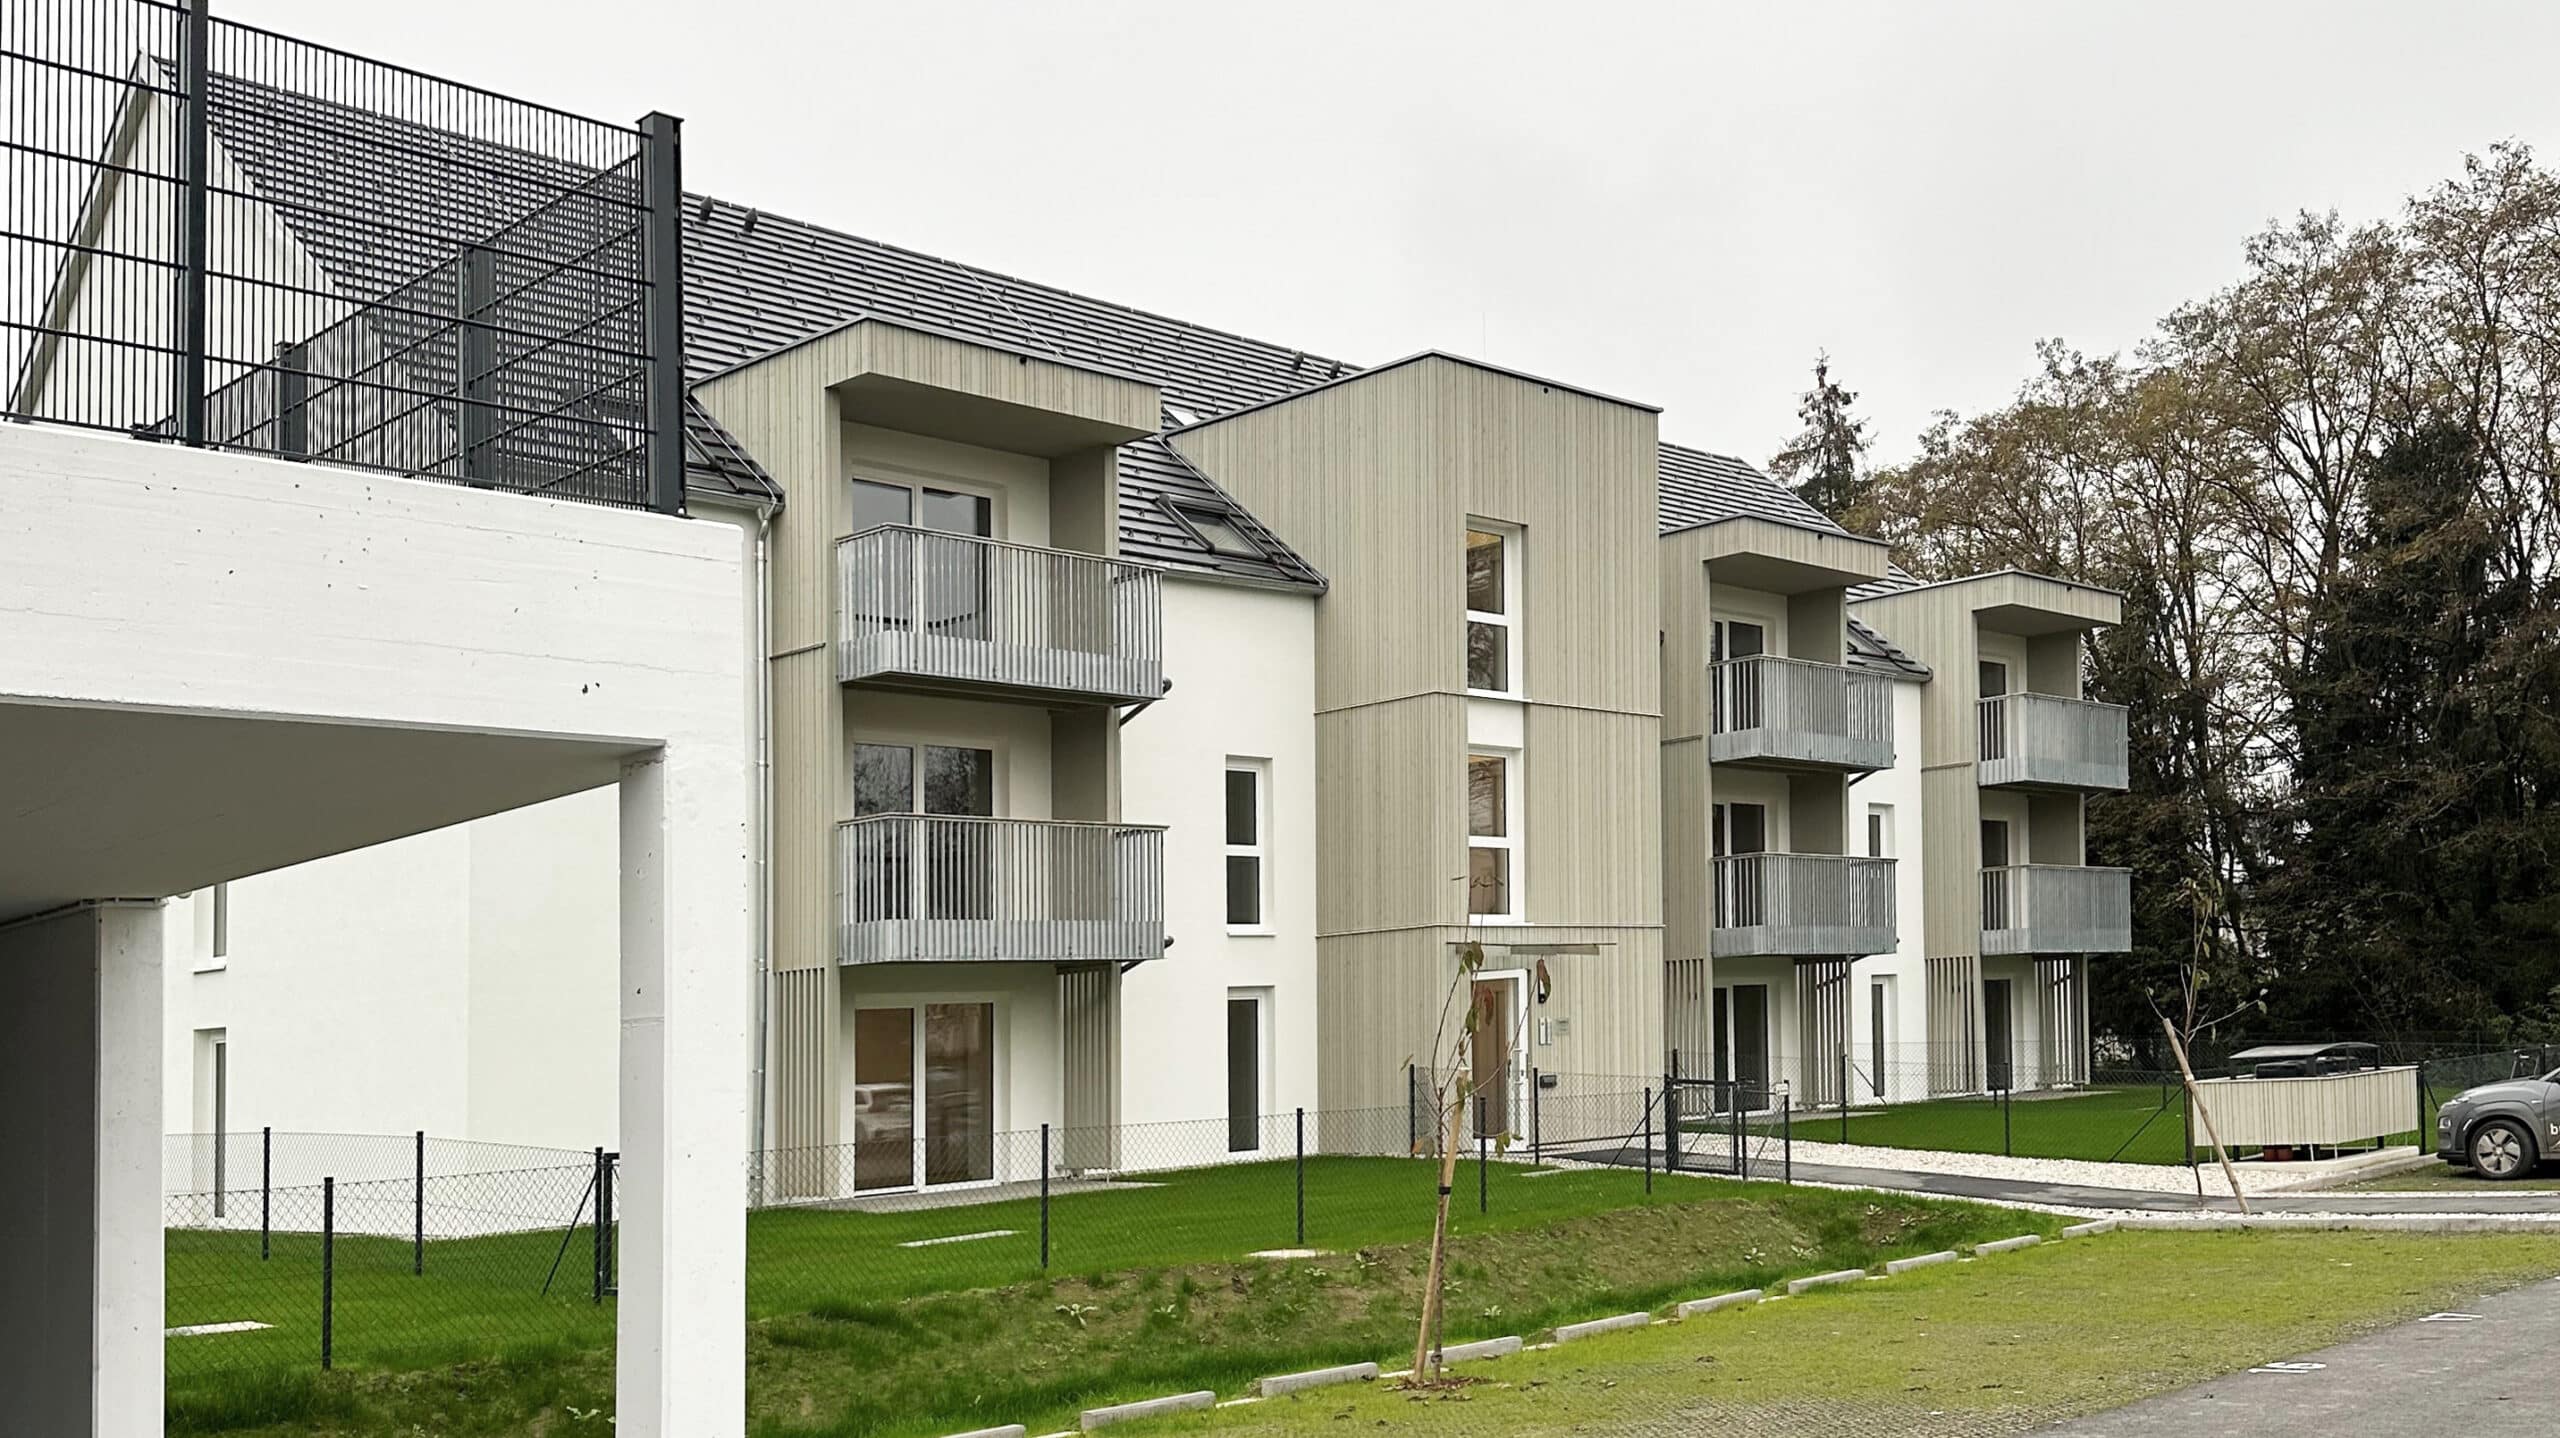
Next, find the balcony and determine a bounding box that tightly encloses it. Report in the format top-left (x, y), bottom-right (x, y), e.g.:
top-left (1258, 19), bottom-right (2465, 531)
top-left (836, 527), bottom-right (1164, 705)
top-left (1709, 656), bottom-right (1894, 771)
top-left (1977, 693), bottom-right (2129, 791)
top-left (1980, 864), bottom-right (2132, 954)
top-left (835, 815), bottom-right (1167, 965)
top-left (1711, 853), bottom-right (1898, 958)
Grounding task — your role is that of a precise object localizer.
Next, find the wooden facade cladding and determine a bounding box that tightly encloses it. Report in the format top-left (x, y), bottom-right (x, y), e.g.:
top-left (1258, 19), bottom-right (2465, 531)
top-left (696, 318), bottom-right (1160, 1157)
top-left (1171, 354), bottom-right (1662, 717)
top-left (1173, 355), bottom-right (1666, 1102)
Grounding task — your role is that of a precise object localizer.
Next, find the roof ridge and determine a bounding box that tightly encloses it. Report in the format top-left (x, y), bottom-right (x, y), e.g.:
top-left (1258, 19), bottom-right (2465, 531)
top-left (684, 194), bottom-right (1363, 385)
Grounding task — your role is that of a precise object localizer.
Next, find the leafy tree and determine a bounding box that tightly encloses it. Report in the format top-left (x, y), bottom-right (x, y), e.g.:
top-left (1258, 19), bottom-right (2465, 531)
top-left (1769, 353), bottom-right (1871, 519)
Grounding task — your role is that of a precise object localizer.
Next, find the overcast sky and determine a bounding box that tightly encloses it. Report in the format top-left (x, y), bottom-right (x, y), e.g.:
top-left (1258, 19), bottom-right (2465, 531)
top-left (235, 0), bottom-right (2560, 468)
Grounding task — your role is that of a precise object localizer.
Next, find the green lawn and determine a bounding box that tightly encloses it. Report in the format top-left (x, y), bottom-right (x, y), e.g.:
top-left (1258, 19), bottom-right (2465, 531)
top-left (171, 1155), bottom-right (1765, 1380)
top-left (167, 1164), bottom-right (2055, 1436)
top-left (1151, 1230), bottom-right (2560, 1437)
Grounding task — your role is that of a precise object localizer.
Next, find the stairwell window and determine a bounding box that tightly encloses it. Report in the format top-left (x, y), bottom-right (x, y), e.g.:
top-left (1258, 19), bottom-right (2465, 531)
top-left (1465, 524), bottom-right (1519, 696)
top-left (1468, 750), bottom-right (1521, 921)
top-left (1225, 759), bottom-right (1270, 931)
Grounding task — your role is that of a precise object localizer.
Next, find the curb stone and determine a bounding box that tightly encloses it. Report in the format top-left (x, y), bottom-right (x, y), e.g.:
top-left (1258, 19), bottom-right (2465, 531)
top-left (1080, 1391), bottom-right (1214, 1430)
top-left (1975, 1234), bottom-right (2042, 1255)
top-left (2059, 1219), bottom-right (2118, 1238)
top-left (1553, 1312), bottom-right (1651, 1343)
top-left (942, 1428), bottom-right (1027, 1438)
top-left (1883, 1250), bottom-right (1959, 1275)
top-left (1785, 1269), bottom-right (1866, 1295)
top-left (1676, 1288), bottom-right (1762, 1317)
top-left (1430, 1335), bottom-right (1524, 1365)
top-left (1254, 1361), bottom-right (1379, 1397)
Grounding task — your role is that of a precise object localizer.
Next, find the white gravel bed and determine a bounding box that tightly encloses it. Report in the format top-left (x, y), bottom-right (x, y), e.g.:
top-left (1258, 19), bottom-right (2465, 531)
top-left (1725, 1134), bottom-right (2417, 1197)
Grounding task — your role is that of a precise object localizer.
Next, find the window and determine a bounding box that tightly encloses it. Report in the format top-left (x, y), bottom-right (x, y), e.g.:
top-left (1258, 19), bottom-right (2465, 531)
top-left (849, 477), bottom-right (994, 539)
top-left (211, 882), bottom-right (228, 959)
top-left (1226, 992), bottom-right (1267, 1153)
top-left (1170, 502), bottom-right (1268, 561)
top-left (1224, 760), bottom-right (1270, 930)
top-left (1865, 804), bottom-right (1894, 859)
top-left (1710, 619), bottom-right (1766, 663)
top-left (1467, 750), bottom-right (1520, 919)
top-left (1465, 525), bottom-right (1518, 694)
top-left (1978, 659), bottom-right (2010, 698)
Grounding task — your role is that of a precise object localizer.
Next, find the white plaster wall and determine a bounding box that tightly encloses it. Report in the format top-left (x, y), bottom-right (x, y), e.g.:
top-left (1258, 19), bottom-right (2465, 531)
top-left (1117, 579), bottom-right (1319, 1130)
top-left (1849, 677), bottom-right (1931, 1100)
top-left (465, 788), bottom-right (622, 1149)
top-left (1, 423), bottom-right (755, 1435)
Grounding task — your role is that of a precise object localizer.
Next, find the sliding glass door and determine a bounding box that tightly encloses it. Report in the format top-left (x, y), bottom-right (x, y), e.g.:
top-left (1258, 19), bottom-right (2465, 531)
top-left (851, 1001), bottom-right (998, 1192)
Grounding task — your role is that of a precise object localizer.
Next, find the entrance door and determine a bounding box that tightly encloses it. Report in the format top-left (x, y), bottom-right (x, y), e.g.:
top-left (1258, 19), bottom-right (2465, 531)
top-left (1226, 994), bottom-right (1263, 1154)
top-left (1711, 986), bottom-right (1733, 1112)
top-left (1731, 984), bottom-right (1771, 1104)
top-left (853, 1002), bottom-right (999, 1192)
top-left (1469, 976), bottom-right (1517, 1138)
top-left (1983, 980), bottom-right (2015, 1093)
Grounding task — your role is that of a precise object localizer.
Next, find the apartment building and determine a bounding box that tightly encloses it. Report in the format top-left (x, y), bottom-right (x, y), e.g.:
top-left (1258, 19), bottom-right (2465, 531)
top-left (39, 74), bottom-right (2130, 1191)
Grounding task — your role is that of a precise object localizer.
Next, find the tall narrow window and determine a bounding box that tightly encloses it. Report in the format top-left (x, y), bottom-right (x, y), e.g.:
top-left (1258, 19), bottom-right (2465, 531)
top-left (1465, 526), bottom-right (1518, 694)
top-left (1227, 992), bottom-right (1266, 1153)
top-left (1467, 751), bottom-right (1520, 919)
top-left (1224, 760), bottom-right (1269, 930)
top-left (1865, 804), bottom-right (1894, 859)
top-left (211, 882), bottom-right (229, 959)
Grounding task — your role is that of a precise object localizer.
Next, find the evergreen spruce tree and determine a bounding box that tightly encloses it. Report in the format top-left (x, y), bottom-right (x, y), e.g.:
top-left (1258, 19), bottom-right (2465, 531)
top-left (1769, 353), bottom-right (1870, 519)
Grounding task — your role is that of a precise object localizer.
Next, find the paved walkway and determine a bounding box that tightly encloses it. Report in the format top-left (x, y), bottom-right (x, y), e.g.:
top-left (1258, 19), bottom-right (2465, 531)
top-left (2031, 1272), bottom-right (2560, 1435)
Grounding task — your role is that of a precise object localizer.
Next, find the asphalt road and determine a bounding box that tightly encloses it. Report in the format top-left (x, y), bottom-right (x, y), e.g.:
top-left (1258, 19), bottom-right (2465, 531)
top-left (2031, 1272), bottom-right (2560, 1436)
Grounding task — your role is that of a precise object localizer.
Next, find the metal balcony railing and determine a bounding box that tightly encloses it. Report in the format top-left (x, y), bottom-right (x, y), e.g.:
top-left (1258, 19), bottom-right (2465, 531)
top-left (1711, 853), bottom-right (1897, 958)
top-left (1977, 693), bottom-right (2129, 791)
top-left (834, 814), bottom-right (1167, 965)
top-left (1980, 864), bottom-right (2132, 954)
top-left (836, 527), bottom-right (1164, 704)
top-left (1709, 655), bottom-right (1894, 771)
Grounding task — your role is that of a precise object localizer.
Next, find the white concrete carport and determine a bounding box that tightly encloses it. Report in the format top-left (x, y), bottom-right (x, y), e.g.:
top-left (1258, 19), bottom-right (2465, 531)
top-left (0, 421), bottom-right (754, 1437)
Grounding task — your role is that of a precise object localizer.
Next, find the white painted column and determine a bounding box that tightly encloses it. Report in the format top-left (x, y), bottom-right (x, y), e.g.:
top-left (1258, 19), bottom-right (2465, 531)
top-left (617, 749), bottom-right (751, 1437)
top-left (0, 901), bottom-right (166, 1438)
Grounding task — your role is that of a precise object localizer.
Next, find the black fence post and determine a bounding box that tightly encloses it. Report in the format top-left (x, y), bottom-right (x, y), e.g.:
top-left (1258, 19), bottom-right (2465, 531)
top-left (1642, 1086), bottom-right (1654, 1194)
top-left (1295, 1108), bottom-right (1306, 1246)
top-left (1782, 1094), bottom-right (1793, 1184)
top-left (637, 111), bottom-right (689, 516)
top-left (2415, 1061), bottom-right (2430, 1149)
top-left (260, 1126), bottom-right (272, 1262)
top-left (456, 246), bottom-right (497, 484)
top-left (2003, 1084), bottom-right (2014, 1158)
top-left (1730, 1092), bottom-right (1746, 1179)
top-left (1663, 1070), bottom-right (1680, 1173)
top-left (1406, 1063), bottom-right (1418, 1155)
top-left (591, 1147), bottom-right (607, 1304)
top-left (1477, 1132), bottom-right (1488, 1213)
top-left (176, 0), bottom-right (211, 445)
top-left (1039, 1123), bottom-right (1052, 1270)
top-left (1529, 1067), bottom-right (1542, 1168)
top-left (273, 342), bottom-right (308, 458)
top-left (1840, 1046), bottom-right (1852, 1144)
top-left (413, 1129), bottom-right (426, 1276)
top-left (600, 1152), bottom-right (617, 1300)
top-left (320, 1176), bottom-right (335, 1371)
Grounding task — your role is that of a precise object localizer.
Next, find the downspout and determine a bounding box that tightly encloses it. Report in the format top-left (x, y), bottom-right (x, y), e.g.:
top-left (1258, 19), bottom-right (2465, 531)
top-left (749, 505), bottom-right (775, 1173)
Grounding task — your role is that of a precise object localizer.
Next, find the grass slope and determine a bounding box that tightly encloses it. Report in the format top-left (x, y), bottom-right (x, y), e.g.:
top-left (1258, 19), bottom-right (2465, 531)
top-left (169, 1173), bottom-right (2048, 1437)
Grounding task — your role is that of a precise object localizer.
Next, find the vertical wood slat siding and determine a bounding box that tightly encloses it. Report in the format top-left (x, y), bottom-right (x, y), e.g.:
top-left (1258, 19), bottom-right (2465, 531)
top-left (1314, 696), bottom-right (1465, 935)
top-left (1525, 706), bottom-right (1661, 924)
top-left (1795, 957), bottom-right (1851, 1106)
top-left (1172, 357), bottom-right (1661, 718)
top-left (1060, 963), bottom-right (1120, 1168)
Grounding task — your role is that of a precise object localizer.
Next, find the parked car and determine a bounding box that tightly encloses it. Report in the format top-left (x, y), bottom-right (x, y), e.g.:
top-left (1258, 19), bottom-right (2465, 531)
top-left (2436, 1061), bottom-right (2560, 1179)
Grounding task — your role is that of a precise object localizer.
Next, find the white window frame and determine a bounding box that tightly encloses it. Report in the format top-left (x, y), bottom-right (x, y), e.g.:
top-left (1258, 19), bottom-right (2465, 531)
top-left (1224, 757), bottom-right (1273, 935)
top-left (1865, 803), bottom-right (1895, 860)
top-left (1464, 521), bottom-right (1522, 699)
top-left (1225, 987), bottom-right (1274, 1156)
top-left (1466, 747), bottom-right (1524, 923)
